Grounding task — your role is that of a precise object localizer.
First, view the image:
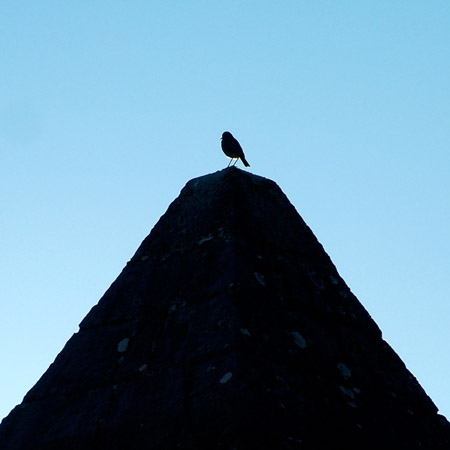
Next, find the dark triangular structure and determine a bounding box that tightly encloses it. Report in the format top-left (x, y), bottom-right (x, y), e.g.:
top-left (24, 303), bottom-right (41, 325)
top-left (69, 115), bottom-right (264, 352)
top-left (1, 168), bottom-right (449, 449)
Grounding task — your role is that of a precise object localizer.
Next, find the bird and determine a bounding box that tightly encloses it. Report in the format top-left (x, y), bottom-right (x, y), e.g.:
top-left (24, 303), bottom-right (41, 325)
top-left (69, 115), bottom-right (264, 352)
top-left (221, 131), bottom-right (250, 167)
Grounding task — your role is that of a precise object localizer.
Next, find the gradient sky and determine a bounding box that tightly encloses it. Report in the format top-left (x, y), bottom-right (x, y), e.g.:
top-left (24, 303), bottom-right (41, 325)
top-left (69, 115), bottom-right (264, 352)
top-left (1, 1), bottom-right (449, 421)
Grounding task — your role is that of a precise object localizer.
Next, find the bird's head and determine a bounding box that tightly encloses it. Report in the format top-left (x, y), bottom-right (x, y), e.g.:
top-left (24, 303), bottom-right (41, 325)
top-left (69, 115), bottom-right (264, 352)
top-left (221, 131), bottom-right (232, 140)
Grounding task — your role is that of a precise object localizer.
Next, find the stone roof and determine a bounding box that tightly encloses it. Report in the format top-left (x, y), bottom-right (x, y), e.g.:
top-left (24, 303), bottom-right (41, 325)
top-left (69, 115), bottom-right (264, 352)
top-left (1, 168), bottom-right (449, 449)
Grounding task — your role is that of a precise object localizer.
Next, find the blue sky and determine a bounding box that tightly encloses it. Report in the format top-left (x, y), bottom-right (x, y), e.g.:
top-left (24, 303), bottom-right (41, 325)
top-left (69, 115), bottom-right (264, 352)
top-left (1, 1), bottom-right (449, 421)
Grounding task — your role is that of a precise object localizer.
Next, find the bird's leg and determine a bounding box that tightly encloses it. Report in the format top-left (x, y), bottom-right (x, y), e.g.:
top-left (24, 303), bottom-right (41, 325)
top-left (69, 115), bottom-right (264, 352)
top-left (233, 159), bottom-right (238, 166)
top-left (227, 159), bottom-right (233, 167)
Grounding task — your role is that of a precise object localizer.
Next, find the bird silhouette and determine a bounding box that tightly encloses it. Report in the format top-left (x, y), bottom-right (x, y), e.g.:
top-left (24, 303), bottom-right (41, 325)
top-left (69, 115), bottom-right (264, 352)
top-left (221, 131), bottom-right (250, 167)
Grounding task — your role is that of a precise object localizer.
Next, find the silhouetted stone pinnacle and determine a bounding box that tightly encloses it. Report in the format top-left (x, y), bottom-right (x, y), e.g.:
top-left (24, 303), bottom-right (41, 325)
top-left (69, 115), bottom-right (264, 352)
top-left (1, 168), bottom-right (449, 449)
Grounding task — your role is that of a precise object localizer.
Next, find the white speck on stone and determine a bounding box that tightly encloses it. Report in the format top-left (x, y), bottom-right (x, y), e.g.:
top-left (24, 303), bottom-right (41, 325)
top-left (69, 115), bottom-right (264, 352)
top-left (291, 331), bottom-right (307, 349)
top-left (141, 255), bottom-right (149, 261)
top-left (217, 228), bottom-right (233, 242)
top-left (117, 338), bottom-right (129, 353)
top-left (309, 272), bottom-right (325, 289)
top-left (254, 272), bottom-right (265, 286)
top-left (339, 385), bottom-right (355, 399)
top-left (138, 364), bottom-right (147, 372)
top-left (198, 235), bottom-right (213, 245)
top-left (330, 276), bottom-right (339, 285)
top-left (240, 328), bottom-right (251, 336)
top-left (337, 362), bottom-right (351, 378)
top-left (257, 255), bottom-right (263, 260)
top-left (353, 387), bottom-right (361, 394)
top-left (220, 372), bottom-right (233, 384)
top-left (169, 304), bottom-right (177, 313)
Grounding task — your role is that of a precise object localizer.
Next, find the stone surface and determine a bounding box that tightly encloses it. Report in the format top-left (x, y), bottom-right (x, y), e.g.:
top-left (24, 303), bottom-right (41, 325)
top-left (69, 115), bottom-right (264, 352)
top-left (1, 167), bottom-right (449, 449)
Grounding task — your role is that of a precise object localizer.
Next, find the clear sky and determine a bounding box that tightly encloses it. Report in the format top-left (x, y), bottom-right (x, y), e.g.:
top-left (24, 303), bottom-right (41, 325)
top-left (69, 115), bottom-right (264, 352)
top-left (1, 1), bottom-right (449, 421)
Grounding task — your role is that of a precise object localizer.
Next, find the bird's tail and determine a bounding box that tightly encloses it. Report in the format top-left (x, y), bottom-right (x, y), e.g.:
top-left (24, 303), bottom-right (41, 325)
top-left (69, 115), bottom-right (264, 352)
top-left (241, 157), bottom-right (250, 167)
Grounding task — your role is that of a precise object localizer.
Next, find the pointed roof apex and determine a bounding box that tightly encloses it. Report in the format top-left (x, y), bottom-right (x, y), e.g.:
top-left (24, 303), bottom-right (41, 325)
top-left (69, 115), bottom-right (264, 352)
top-left (1, 169), bottom-right (449, 449)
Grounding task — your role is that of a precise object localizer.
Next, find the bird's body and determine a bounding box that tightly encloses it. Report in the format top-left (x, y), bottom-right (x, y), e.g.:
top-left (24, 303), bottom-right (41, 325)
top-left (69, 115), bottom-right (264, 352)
top-left (221, 131), bottom-right (250, 167)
